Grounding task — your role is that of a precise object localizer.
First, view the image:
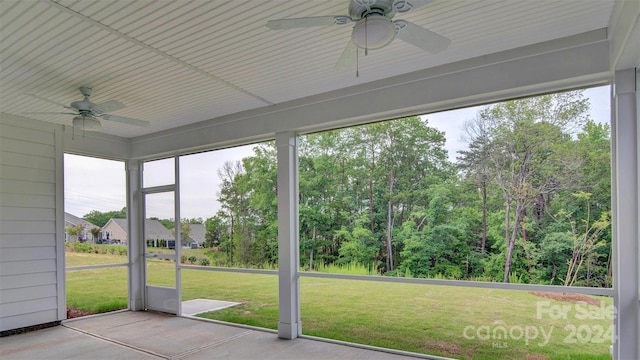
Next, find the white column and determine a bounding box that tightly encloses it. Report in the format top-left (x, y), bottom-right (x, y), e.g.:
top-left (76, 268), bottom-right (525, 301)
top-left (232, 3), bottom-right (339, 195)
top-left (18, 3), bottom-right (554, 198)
top-left (174, 156), bottom-right (182, 316)
top-left (276, 131), bottom-right (300, 339)
top-left (127, 159), bottom-right (144, 311)
top-left (54, 127), bottom-right (66, 320)
top-left (612, 68), bottom-right (639, 360)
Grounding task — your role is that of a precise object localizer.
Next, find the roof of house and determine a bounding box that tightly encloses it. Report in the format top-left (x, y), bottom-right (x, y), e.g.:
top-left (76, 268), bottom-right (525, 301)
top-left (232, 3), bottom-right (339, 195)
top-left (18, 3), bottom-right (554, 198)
top-left (188, 224), bottom-right (206, 244)
top-left (105, 218), bottom-right (174, 239)
top-left (64, 212), bottom-right (100, 230)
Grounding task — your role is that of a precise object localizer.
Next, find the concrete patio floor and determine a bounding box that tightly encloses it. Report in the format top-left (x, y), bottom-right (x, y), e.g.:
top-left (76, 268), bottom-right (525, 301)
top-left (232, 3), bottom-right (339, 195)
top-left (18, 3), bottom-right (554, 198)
top-left (0, 311), bottom-right (427, 360)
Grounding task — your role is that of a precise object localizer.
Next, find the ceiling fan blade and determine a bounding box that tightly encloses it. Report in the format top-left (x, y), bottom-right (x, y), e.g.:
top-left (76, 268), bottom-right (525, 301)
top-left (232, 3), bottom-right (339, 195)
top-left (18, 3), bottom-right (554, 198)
top-left (335, 41), bottom-right (358, 70)
top-left (101, 114), bottom-right (149, 127)
top-left (23, 112), bottom-right (78, 115)
top-left (392, 0), bottom-right (434, 13)
top-left (24, 93), bottom-right (72, 110)
top-left (395, 20), bottom-right (450, 53)
top-left (266, 16), bottom-right (352, 29)
top-left (92, 100), bottom-right (126, 114)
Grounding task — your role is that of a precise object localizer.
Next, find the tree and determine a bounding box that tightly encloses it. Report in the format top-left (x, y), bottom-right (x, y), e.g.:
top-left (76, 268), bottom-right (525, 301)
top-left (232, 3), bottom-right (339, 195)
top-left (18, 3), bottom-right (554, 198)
top-left (171, 220), bottom-right (192, 247)
top-left (458, 116), bottom-right (494, 253)
top-left (217, 160), bottom-right (246, 264)
top-left (560, 192), bottom-right (610, 286)
top-left (204, 213), bottom-right (228, 248)
top-left (242, 143), bottom-right (278, 266)
top-left (83, 207), bottom-right (126, 227)
top-left (191, 89), bottom-right (610, 284)
top-left (299, 132), bottom-right (347, 269)
top-left (66, 224), bottom-right (84, 242)
top-left (398, 183), bottom-right (470, 278)
top-left (183, 217), bottom-right (204, 224)
top-left (472, 91), bottom-right (590, 282)
top-left (89, 227), bottom-right (101, 241)
top-left (369, 117), bottom-right (449, 272)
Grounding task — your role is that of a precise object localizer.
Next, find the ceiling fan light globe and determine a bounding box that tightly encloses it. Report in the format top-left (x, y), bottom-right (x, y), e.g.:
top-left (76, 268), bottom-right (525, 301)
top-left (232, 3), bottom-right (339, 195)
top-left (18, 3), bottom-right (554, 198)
top-left (351, 14), bottom-right (396, 49)
top-left (72, 116), bottom-right (101, 130)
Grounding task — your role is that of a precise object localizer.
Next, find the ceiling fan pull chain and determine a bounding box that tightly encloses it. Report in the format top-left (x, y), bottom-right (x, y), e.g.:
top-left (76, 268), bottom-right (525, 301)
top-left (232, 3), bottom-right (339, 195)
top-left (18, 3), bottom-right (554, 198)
top-left (356, 48), bottom-right (360, 78)
top-left (364, 16), bottom-right (368, 56)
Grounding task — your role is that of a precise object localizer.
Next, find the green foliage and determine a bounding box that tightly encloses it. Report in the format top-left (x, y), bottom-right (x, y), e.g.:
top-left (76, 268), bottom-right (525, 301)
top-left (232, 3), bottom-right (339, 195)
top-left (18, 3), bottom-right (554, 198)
top-left (155, 90), bottom-right (611, 287)
top-left (83, 208), bottom-right (126, 228)
top-left (66, 224), bottom-right (84, 237)
top-left (335, 224), bottom-right (377, 267)
top-left (66, 242), bottom-right (127, 256)
top-left (89, 227), bottom-right (101, 240)
top-left (313, 262), bottom-right (377, 276)
top-left (187, 255), bottom-right (197, 264)
top-left (508, 272), bottom-right (525, 284)
top-left (172, 219), bottom-right (193, 246)
top-left (204, 213), bottom-right (228, 248)
top-left (199, 257), bottom-right (210, 266)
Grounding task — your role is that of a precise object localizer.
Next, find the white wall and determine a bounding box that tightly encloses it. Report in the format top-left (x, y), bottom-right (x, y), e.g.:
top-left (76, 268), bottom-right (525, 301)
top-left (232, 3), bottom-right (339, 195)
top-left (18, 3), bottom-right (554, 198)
top-left (0, 114), bottom-right (64, 331)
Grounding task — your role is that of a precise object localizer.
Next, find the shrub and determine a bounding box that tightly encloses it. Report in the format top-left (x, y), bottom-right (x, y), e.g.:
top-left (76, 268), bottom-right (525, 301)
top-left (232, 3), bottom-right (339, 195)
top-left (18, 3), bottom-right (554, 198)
top-left (314, 262), bottom-right (376, 276)
top-left (181, 255), bottom-right (187, 263)
top-left (199, 257), bottom-right (210, 266)
top-left (187, 255), bottom-right (197, 264)
top-left (65, 243), bottom-right (128, 256)
top-left (73, 242), bottom-right (94, 253)
top-left (404, 268), bottom-right (414, 278)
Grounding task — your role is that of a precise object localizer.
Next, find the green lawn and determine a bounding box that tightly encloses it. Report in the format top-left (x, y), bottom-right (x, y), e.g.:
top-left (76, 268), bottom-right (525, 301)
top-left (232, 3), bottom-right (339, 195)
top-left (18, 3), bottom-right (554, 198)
top-left (67, 253), bottom-right (612, 360)
top-left (65, 252), bottom-right (128, 267)
top-left (66, 266), bottom-right (128, 314)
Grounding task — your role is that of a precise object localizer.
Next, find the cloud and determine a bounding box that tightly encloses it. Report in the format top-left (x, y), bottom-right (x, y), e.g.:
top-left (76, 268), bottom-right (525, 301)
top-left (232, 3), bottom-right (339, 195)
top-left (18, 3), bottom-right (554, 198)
top-left (64, 154), bottom-right (126, 217)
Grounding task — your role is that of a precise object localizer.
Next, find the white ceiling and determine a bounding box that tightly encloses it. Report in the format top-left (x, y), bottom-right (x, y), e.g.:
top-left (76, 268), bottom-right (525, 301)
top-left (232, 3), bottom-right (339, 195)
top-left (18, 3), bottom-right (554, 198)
top-left (0, 0), bottom-right (616, 138)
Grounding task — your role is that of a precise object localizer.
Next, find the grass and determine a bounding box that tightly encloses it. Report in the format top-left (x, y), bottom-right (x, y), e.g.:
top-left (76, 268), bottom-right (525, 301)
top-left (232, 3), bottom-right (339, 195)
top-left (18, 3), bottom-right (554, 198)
top-left (66, 266), bottom-right (128, 313)
top-left (65, 252), bottom-right (127, 267)
top-left (67, 253), bottom-right (613, 359)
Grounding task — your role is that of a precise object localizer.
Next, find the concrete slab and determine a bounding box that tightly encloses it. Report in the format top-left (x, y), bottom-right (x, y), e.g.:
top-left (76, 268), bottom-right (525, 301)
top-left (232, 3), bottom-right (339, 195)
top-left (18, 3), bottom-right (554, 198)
top-left (63, 310), bottom-right (162, 333)
top-left (1, 311), bottom-right (424, 360)
top-left (181, 330), bottom-right (420, 360)
top-left (0, 326), bottom-right (158, 359)
top-left (65, 312), bottom-right (250, 358)
top-left (182, 299), bottom-right (241, 316)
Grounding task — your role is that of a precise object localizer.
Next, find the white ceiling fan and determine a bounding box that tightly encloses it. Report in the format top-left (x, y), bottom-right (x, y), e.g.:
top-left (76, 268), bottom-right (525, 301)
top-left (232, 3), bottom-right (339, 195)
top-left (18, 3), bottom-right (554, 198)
top-left (266, 0), bottom-right (450, 70)
top-left (24, 87), bottom-right (149, 130)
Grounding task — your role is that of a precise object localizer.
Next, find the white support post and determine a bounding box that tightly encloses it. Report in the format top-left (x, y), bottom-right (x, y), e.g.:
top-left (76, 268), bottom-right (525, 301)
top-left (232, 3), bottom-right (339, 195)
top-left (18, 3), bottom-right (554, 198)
top-left (612, 68), bottom-right (639, 360)
top-left (276, 131), bottom-right (300, 339)
top-left (174, 156), bottom-right (182, 316)
top-left (127, 159), bottom-right (145, 311)
top-left (54, 127), bottom-right (66, 321)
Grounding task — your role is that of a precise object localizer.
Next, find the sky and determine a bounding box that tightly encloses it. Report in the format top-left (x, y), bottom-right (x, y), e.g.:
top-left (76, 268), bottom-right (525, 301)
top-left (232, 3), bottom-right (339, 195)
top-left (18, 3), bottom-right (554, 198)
top-left (64, 85), bottom-right (611, 221)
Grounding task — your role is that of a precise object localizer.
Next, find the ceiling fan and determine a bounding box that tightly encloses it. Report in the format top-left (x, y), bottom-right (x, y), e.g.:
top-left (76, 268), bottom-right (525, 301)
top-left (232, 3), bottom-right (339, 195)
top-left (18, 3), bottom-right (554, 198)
top-left (266, 0), bottom-right (450, 70)
top-left (24, 87), bottom-right (149, 130)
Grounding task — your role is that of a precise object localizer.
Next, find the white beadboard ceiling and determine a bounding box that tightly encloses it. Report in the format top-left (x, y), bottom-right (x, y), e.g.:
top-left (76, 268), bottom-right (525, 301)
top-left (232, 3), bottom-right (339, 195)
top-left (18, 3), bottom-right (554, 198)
top-left (0, 0), bottom-right (615, 138)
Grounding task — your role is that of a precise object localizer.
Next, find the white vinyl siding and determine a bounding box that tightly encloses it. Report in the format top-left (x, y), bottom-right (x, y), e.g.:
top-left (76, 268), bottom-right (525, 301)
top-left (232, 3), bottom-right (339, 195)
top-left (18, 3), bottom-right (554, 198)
top-left (0, 114), bottom-right (62, 332)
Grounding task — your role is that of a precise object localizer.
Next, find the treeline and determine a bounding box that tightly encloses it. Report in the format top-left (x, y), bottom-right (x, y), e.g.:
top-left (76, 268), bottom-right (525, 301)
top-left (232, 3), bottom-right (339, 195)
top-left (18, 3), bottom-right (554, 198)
top-left (83, 91), bottom-right (610, 286)
top-left (202, 91), bottom-right (611, 286)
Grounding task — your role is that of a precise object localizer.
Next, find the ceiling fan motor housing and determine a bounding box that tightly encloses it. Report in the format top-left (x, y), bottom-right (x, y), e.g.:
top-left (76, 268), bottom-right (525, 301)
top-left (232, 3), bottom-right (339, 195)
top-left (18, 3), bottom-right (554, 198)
top-left (71, 87), bottom-right (95, 111)
top-left (349, 0), bottom-right (396, 20)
